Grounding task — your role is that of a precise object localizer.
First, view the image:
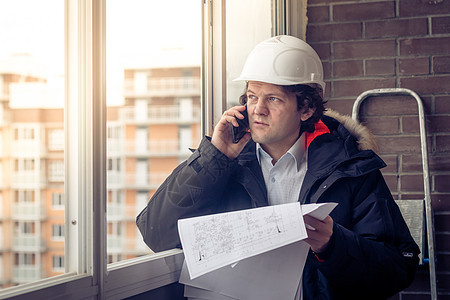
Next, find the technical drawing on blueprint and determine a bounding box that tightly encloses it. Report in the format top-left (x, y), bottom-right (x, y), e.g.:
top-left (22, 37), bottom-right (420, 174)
top-left (178, 202), bottom-right (307, 279)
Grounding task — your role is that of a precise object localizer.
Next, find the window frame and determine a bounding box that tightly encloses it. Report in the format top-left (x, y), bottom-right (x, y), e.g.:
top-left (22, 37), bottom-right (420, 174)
top-left (0, 0), bottom-right (301, 298)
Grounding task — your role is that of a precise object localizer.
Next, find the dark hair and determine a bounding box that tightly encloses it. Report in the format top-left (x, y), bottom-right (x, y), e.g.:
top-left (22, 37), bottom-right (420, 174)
top-left (239, 83), bottom-right (327, 133)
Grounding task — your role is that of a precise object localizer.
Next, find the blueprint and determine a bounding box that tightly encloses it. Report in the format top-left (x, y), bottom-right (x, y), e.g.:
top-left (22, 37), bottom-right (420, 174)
top-left (178, 202), bottom-right (311, 279)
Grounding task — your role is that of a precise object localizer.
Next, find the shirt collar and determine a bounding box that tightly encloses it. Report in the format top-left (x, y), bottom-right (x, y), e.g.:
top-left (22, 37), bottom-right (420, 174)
top-left (256, 133), bottom-right (306, 171)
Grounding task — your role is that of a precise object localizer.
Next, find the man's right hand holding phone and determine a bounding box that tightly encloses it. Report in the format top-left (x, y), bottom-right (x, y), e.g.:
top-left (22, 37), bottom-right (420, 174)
top-left (211, 105), bottom-right (251, 159)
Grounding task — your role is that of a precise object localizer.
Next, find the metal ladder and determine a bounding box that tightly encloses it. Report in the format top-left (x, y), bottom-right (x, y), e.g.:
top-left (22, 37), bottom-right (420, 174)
top-left (352, 88), bottom-right (437, 300)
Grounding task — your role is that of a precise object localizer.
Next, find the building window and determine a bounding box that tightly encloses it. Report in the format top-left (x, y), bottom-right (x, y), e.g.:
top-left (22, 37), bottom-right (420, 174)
top-left (48, 161), bottom-right (64, 182)
top-left (0, 0), bottom-right (287, 298)
top-left (52, 256), bottom-right (64, 271)
top-left (51, 193), bottom-right (64, 209)
top-left (48, 129), bottom-right (64, 151)
top-left (51, 224), bottom-right (64, 241)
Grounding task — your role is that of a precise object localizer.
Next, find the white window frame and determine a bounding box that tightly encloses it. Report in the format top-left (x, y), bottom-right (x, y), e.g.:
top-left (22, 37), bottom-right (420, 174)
top-left (0, 0), bottom-right (301, 299)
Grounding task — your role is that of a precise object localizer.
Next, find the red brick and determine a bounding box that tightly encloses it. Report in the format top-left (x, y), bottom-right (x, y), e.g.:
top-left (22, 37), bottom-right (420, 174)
top-left (433, 56), bottom-right (450, 74)
top-left (432, 194), bottom-right (450, 212)
top-left (333, 1), bottom-right (395, 22)
top-left (435, 174), bottom-right (450, 192)
top-left (380, 154), bottom-right (399, 173)
top-left (307, 23), bottom-right (362, 42)
top-left (400, 37), bottom-right (450, 56)
top-left (307, 5), bottom-right (329, 22)
top-left (384, 174), bottom-right (399, 192)
top-left (430, 155), bottom-right (450, 172)
top-left (325, 98), bottom-right (354, 115)
top-left (436, 135), bottom-right (450, 152)
top-left (436, 273), bottom-right (450, 294)
top-left (402, 154), bottom-right (424, 172)
top-left (358, 95), bottom-right (420, 116)
top-left (323, 61), bottom-right (332, 80)
top-left (333, 60), bottom-right (363, 77)
top-left (429, 116), bottom-right (450, 133)
top-left (399, 193), bottom-right (425, 200)
top-left (402, 116), bottom-right (421, 134)
top-left (402, 155), bottom-right (450, 175)
top-left (432, 16), bottom-right (450, 34)
top-left (366, 59), bottom-right (396, 76)
top-left (399, 57), bottom-right (430, 75)
top-left (334, 40), bottom-right (396, 59)
top-left (436, 253), bottom-right (450, 273)
top-left (435, 214), bottom-right (450, 233)
top-left (366, 18), bottom-right (428, 39)
top-left (399, 0), bottom-right (450, 17)
top-left (360, 116), bottom-right (399, 134)
top-left (437, 232), bottom-right (450, 251)
top-left (435, 96), bottom-right (450, 114)
top-left (376, 135), bottom-right (422, 154)
top-left (401, 174), bottom-right (425, 192)
top-left (309, 42), bottom-right (331, 60)
top-left (400, 75), bottom-right (450, 95)
top-left (333, 78), bottom-right (395, 98)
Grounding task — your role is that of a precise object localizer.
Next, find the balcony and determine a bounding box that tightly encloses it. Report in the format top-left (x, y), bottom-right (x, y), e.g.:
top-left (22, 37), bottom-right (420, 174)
top-left (107, 235), bottom-right (124, 253)
top-left (11, 140), bottom-right (47, 157)
top-left (12, 202), bottom-right (46, 220)
top-left (107, 203), bottom-right (137, 221)
top-left (107, 172), bottom-right (169, 190)
top-left (13, 235), bottom-right (46, 252)
top-left (120, 105), bottom-right (201, 124)
top-left (107, 235), bottom-right (151, 255)
top-left (123, 77), bottom-right (200, 97)
top-left (13, 265), bottom-right (42, 284)
top-left (125, 139), bottom-right (192, 156)
top-left (12, 171), bottom-right (47, 189)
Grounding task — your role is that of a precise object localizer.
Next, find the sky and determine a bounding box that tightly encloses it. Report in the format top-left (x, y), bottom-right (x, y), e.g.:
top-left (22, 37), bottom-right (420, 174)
top-left (0, 0), bottom-right (202, 106)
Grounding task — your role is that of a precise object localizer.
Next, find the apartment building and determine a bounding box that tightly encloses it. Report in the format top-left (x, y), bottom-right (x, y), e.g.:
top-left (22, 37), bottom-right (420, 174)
top-left (0, 58), bottom-right (201, 287)
top-left (106, 64), bottom-right (201, 262)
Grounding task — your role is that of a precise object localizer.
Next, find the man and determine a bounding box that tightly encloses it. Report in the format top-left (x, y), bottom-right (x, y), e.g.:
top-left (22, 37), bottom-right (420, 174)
top-left (137, 35), bottom-right (419, 299)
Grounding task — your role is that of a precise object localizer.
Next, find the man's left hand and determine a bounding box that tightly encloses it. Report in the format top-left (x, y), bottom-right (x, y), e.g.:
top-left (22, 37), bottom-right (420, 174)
top-left (303, 215), bottom-right (334, 253)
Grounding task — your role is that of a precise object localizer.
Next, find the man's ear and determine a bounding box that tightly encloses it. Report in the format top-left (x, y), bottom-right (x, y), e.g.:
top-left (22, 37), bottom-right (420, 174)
top-left (300, 107), bottom-right (316, 121)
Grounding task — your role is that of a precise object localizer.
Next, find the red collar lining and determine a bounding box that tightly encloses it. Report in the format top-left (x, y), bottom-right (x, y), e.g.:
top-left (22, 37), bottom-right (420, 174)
top-left (305, 120), bottom-right (330, 149)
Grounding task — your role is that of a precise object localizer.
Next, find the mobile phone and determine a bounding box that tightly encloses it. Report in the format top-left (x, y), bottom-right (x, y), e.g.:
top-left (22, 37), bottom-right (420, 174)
top-left (231, 108), bottom-right (249, 143)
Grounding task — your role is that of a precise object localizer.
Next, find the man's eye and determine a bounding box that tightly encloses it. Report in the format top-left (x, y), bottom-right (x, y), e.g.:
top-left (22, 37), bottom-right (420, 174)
top-left (248, 95), bottom-right (257, 100)
top-left (269, 97), bottom-right (280, 102)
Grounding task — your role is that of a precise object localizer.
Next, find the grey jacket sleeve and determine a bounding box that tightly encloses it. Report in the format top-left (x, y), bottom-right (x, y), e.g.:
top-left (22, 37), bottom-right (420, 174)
top-left (136, 136), bottom-right (239, 252)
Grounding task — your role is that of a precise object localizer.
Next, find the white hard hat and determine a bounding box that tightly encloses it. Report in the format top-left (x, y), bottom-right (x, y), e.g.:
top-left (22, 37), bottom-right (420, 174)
top-left (234, 35), bottom-right (325, 93)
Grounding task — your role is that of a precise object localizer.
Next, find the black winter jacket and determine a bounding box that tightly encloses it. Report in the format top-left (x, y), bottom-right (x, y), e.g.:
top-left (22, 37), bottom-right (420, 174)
top-left (137, 111), bottom-right (419, 300)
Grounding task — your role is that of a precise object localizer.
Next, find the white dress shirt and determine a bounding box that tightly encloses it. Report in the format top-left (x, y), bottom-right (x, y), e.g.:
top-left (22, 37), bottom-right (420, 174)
top-left (256, 133), bottom-right (308, 300)
top-left (257, 133), bottom-right (308, 206)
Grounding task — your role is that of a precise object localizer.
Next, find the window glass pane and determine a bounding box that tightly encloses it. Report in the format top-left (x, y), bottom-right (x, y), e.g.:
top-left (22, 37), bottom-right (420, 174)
top-left (0, 0), bottom-right (65, 288)
top-left (106, 0), bottom-right (202, 262)
top-left (226, 0), bottom-right (273, 107)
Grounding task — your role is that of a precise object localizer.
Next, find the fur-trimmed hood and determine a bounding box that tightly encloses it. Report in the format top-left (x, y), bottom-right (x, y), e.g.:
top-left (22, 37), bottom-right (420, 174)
top-left (324, 109), bottom-right (379, 153)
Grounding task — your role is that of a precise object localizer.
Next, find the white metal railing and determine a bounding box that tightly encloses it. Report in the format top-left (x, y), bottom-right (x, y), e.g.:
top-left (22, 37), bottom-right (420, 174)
top-left (12, 172), bottom-right (47, 188)
top-left (12, 203), bottom-right (46, 220)
top-left (107, 204), bottom-right (137, 221)
top-left (123, 77), bottom-right (200, 96)
top-left (107, 172), bottom-right (170, 188)
top-left (11, 141), bottom-right (47, 156)
top-left (13, 265), bottom-right (42, 283)
top-left (12, 235), bottom-right (45, 251)
top-left (124, 139), bottom-right (179, 154)
top-left (120, 105), bottom-right (201, 123)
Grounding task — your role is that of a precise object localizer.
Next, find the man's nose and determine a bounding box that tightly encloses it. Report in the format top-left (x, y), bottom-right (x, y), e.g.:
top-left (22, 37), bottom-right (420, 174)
top-left (254, 99), bottom-right (268, 115)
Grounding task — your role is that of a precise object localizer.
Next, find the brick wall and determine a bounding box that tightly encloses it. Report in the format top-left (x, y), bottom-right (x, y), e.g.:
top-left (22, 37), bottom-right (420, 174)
top-left (306, 0), bottom-right (450, 298)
